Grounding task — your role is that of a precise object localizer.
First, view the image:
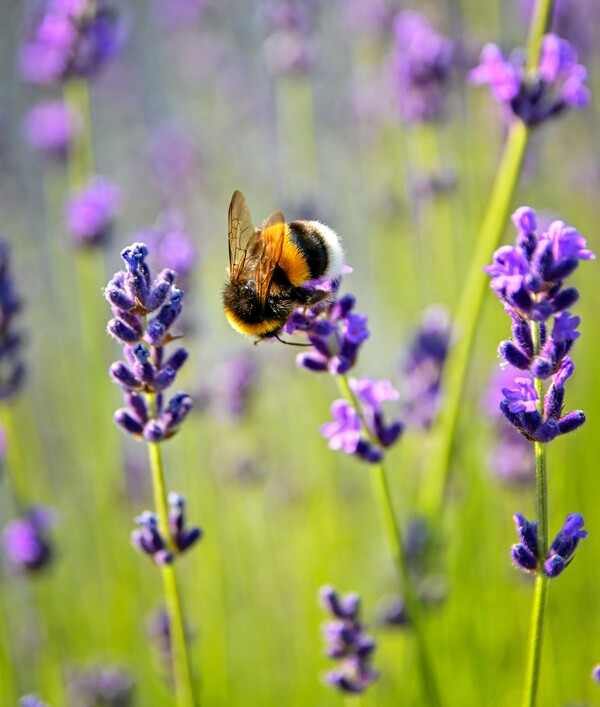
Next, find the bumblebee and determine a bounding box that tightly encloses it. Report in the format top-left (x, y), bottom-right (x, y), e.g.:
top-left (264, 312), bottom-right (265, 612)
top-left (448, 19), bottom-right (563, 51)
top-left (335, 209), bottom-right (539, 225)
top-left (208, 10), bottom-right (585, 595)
top-left (223, 190), bottom-right (344, 339)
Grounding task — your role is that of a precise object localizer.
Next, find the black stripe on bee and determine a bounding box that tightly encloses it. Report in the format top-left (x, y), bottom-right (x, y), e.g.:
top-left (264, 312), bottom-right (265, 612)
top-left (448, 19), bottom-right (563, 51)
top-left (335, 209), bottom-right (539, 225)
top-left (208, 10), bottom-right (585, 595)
top-left (287, 221), bottom-right (330, 280)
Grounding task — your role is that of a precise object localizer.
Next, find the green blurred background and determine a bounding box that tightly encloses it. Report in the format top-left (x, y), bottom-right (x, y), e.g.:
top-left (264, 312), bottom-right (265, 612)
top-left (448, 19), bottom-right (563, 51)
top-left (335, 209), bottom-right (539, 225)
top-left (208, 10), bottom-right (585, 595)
top-left (0, 0), bottom-right (599, 705)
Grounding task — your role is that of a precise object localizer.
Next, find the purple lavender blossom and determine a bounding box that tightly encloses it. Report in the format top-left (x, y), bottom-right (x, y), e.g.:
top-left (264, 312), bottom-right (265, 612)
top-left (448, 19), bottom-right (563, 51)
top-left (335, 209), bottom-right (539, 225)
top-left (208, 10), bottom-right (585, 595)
top-left (68, 665), bottom-right (134, 707)
top-left (319, 585), bottom-right (378, 694)
top-left (468, 34), bottom-right (590, 126)
top-left (511, 512), bottom-right (587, 577)
top-left (20, 696), bottom-right (49, 707)
top-left (138, 211), bottom-right (198, 284)
top-left (482, 366), bottom-right (535, 484)
top-left (65, 177), bottom-right (122, 247)
top-left (259, 0), bottom-right (319, 75)
top-left (286, 274), bottom-right (369, 375)
top-left (105, 243), bottom-right (193, 442)
top-left (202, 353), bottom-right (258, 420)
top-left (389, 11), bottom-right (454, 123)
top-left (132, 493), bottom-right (201, 563)
top-left (401, 305), bottom-right (450, 429)
top-left (485, 207), bottom-right (593, 443)
top-left (592, 664), bottom-right (600, 683)
top-left (0, 241), bottom-right (26, 400)
top-left (24, 100), bottom-right (80, 159)
top-left (320, 377), bottom-right (403, 464)
top-left (3, 507), bottom-right (53, 573)
top-left (19, 0), bottom-right (123, 86)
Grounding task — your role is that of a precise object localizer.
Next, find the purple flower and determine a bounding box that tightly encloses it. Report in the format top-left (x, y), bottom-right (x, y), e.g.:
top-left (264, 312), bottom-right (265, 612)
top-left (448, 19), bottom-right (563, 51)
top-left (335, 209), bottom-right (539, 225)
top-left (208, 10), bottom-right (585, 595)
top-left (511, 512), bottom-right (587, 577)
top-left (20, 696), bottom-right (49, 707)
top-left (138, 211), bottom-right (198, 282)
top-left (468, 33), bottom-right (590, 125)
top-left (200, 353), bottom-right (258, 420)
top-left (401, 305), bottom-right (451, 429)
top-left (68, 665), bottom-right (134, 707)
top-left (65, 177), bottom-right (122, 247)
top-left (502, 378), bottom-right (538, 413)
top-left (349, 376), bottom-right (403, 449)
top-left (23, 100), bottom-right (80, 158)
top-left (319, 586), bottom-right (378, 694)
top-left (167, 492), bottom-right (203, 554)
top-left (0, 241), bottom-right (26, 400)
top-left (592, 664), bottom-right (600, 683)
top-left (105, 243), bottom-right (193, 442)
top-left (259, 0), bottom-right (319, 75)
top-left (321, 400), bottom-right (362, 454)
top-left (389, 11), bottom-right (454, 123)
top-left (19, 1), bottom-right (123, 86)
top-left (3, 507), bottom-right (53, 573)
top-left (486, 207), bottom-right (592, 443)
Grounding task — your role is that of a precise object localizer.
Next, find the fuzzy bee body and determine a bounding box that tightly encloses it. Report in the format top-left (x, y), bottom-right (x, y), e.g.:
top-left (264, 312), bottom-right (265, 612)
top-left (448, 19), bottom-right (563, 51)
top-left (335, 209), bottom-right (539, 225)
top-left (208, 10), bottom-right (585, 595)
top-left (223, 191), bottom-right (344, 339)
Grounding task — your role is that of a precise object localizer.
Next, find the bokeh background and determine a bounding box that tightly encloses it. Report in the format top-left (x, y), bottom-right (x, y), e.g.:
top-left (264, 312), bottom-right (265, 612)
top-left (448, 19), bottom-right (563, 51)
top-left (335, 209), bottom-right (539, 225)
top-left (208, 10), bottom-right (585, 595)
top-left (0, 0), bottom-right (599, 705)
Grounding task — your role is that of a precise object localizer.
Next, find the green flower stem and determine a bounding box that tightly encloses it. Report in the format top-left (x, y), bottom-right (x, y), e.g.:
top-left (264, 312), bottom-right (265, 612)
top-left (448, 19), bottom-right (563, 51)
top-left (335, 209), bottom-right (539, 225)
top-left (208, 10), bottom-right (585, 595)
top-left (419, 0), bottom-right (556, 519)
top-left (336, 376), bottom-right (442, 707)
top-left (63, 77), bottom-right (95, 189)
top-left (419, 119), bottom-right (528, 516)
top-left (0, 404), bottom-right (28, 509)
top-left (147, 438), bottom-right (197, 707)
top-left (521, 321), bottom-right (550, 707)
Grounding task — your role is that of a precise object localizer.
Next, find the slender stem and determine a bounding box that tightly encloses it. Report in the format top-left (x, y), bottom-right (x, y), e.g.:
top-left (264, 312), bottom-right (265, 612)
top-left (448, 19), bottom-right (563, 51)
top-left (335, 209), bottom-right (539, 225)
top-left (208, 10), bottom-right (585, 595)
top-left (420, 0), bottom-right (556, 518)
top-left (0, 404), bottom-right (28, 509)
top-left (336, 376), bottom-right (442, 707)
top-left (146, 438), bottom-right (197, 707)
top-left (63, 77), bottom-right (95, 188)
top-left (420, 120), bottom-right (529, 517)
top-left (525, 0), bottom-right (556, 71)
top-left (521, 320), bottom-right (550, 707)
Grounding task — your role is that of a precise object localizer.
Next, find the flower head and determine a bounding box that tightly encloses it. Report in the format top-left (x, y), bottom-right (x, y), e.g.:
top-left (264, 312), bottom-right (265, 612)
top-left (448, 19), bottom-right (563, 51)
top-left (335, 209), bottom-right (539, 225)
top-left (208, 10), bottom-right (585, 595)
top-left (3, 507), bottom-right (54, 573)
top-left (319, 586), bottom-right (378, 694)
top-left (66, 176), bottom-right (122, 247)
top-left (389, 11), bottom-right (454, 123)
top-left (469, 33), bottom-right (590, 125)
top-left (105, 242), bottom-right (193, 442)
top-left (24, 100), bottom-right (80, 158)
top-left (68, 665), bottom-right (134, 707)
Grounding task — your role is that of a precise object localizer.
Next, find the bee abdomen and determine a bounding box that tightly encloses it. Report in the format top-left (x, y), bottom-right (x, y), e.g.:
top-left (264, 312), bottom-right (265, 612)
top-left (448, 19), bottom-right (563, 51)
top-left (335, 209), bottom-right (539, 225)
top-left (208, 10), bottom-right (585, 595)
top-left (286, 220), bottom-right (343, 283)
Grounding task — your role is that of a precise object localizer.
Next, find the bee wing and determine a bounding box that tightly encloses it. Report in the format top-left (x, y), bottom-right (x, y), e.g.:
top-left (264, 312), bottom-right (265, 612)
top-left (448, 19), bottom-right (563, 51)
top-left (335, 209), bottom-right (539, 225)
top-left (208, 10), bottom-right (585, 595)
top-left (254, 210), bottom-right (286, 304)
top-left (228, 190), bottom-right (259, 280)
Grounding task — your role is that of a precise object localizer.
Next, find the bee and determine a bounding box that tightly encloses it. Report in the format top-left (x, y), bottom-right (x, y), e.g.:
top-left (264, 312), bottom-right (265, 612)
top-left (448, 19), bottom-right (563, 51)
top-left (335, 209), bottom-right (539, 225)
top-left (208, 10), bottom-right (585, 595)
top-left (223, 190), bottom-right (344, 340)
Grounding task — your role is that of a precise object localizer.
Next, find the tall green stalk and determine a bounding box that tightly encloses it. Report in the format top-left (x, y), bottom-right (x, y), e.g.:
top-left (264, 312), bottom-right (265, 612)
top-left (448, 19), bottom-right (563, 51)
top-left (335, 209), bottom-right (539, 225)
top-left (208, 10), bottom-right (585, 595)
top-left (337, 376), bottom-right (441, 707)
top-left (521, 322), bottom-right (549, 707)
top-left (420, 0), bottom-right (556, 518)
top-left (146, 438), bottom-right (197, 707)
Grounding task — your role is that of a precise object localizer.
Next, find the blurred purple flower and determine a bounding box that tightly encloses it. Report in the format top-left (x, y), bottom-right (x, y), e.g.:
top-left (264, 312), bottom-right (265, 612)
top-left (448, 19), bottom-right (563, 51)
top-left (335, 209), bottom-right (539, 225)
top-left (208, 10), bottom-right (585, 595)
top-left (401, 305), bottom-right (450, 429)
top-left (321, 400), bottom-right (362, 454)
top-left (147, 124), bottom-right (201, 200)
top-left (0, 241), bottom-right (26, 400)
top-left (389, 11), bottom-right (454, 123)
top-left (68, 665), bottom-right (134, 707)
top-left (19, 0), bottom-right (123, 86)
top-left (203, 353), bottom-right (258, 421)
top-left (65, 176), bottom-right (122, 247)
top-left (23, 100), bottom-right (80, 159)
top-left (259, 0), bottom-right (319, 74)
top-left (138, 211), bottom-right (197, 282)
top-left (3, 507), bottom-right (54, 573)
top-left (592, 664), bottom-right (600, 683)
top-left (319, 585), bottom-right (378, 694)
top-left (20, 696), bottom-right (49, 707)
top-left (469, 33), bottom-right (590, 125)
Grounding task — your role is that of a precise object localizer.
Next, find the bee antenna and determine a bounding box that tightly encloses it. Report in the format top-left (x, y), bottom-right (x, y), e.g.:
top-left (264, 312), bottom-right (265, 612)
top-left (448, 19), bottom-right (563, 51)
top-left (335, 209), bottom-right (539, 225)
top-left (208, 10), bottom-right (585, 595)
top-left (274, 333), bottom-right (312, 347)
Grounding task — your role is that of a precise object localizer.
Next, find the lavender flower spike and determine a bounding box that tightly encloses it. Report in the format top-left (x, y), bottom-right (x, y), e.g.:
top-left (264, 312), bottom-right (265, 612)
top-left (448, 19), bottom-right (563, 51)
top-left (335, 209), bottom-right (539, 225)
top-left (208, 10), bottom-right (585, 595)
top-left (511, 512), bottom-right (587, 577)
top-left (66, 176), bottom-right (122, 248)
top-left (3, 507), bottom-right (54, 573)
top-left (106, 242), bottom-right (192, 442)
top-left (319, 586), bottom-right (378, 694)
top-left (20, 696), bottom-right (49, 707)
top-left (469, 33), bottom-right (590, 125)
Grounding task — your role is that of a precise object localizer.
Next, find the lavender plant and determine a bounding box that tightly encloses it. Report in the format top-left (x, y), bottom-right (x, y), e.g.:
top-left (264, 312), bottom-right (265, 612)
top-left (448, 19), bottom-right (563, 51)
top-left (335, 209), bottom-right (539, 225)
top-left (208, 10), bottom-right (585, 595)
top-left (319, 586), bottom-right (377, 694)
top-left (423, 5), bottom-right (592, 519)
top-left (285, 277), bottom-right (440, 705)
top-left (484, 207), bottom-right (594, 705)
top-left (105, 242), bottom-right (198, 707)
